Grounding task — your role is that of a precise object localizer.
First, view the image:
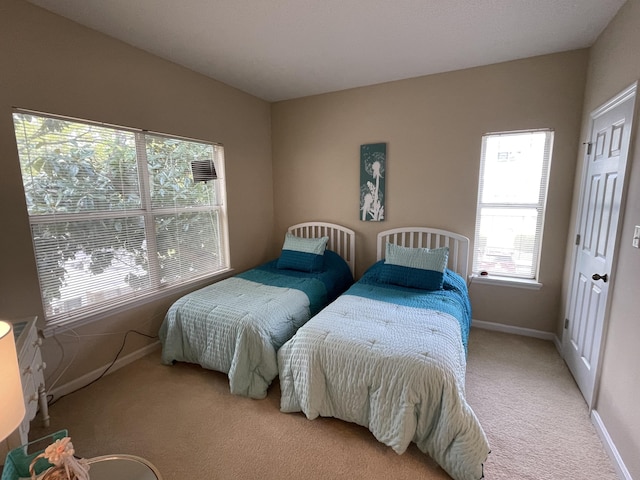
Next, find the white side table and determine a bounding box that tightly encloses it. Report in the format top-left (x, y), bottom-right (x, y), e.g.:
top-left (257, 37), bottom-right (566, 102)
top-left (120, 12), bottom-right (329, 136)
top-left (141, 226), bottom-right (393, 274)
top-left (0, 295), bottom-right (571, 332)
top-left (86, 455), bottom-right (162, 480)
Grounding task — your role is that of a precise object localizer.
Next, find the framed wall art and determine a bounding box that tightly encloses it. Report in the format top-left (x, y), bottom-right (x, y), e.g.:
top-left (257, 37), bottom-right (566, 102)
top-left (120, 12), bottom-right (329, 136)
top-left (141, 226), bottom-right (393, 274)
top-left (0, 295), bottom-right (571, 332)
top-left (359, 142), bottom-right (386, 221)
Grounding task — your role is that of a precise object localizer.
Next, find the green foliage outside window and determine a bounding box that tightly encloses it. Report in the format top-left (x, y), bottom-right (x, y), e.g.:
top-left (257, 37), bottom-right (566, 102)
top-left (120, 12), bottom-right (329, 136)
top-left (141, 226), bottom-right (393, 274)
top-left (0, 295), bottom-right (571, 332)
top-left (13, 112), bottom-right (225, 320)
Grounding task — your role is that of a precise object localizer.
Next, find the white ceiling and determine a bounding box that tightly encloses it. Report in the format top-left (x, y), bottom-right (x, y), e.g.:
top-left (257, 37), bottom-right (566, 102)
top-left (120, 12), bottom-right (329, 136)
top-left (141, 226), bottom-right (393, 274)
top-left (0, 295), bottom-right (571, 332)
top-left (27, 0), bottom-right (627, 102)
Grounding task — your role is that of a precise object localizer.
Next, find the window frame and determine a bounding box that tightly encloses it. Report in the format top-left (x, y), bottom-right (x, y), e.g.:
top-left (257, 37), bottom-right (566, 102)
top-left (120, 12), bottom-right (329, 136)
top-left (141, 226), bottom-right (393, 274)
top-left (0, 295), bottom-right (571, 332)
top-left (472, 129), bottom-right (554, 287)
top-left (12, 109), bottom-right (230, 335)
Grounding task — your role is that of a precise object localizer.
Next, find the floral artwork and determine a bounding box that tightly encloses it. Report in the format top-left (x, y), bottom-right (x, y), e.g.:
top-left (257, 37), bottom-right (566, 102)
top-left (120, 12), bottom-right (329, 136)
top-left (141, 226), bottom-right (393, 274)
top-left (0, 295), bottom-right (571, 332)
top-left (360, 143), bottom-right (386, 221)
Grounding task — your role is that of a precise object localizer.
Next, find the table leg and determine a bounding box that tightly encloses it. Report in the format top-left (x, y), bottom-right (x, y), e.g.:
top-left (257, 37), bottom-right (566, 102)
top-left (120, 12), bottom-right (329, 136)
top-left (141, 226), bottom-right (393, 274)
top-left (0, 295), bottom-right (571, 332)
top-left (38, 384), bottom-right (50, 427)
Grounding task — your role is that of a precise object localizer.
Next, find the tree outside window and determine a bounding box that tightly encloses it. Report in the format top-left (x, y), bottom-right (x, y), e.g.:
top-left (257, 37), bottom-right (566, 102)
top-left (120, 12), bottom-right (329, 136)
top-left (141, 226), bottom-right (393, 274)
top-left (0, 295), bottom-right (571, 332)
top-left (13, 111), bottom-right (228, 330)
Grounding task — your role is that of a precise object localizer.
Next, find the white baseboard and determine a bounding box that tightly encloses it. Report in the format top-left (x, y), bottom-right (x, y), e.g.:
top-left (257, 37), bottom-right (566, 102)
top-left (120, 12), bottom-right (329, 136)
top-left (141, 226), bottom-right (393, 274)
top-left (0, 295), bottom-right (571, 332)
top-left (591, 409), bottom-right (632, 480)
top-left (48, 341), bottom-right (161, 403)
top-left (471, 319), bottom-right (562, 352)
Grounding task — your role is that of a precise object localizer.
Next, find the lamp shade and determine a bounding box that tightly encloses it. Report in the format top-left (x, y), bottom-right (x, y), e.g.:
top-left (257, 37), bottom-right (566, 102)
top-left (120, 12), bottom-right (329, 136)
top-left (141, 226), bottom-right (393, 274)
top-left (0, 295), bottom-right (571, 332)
top-left (0, 320), bottom-right (25, 441)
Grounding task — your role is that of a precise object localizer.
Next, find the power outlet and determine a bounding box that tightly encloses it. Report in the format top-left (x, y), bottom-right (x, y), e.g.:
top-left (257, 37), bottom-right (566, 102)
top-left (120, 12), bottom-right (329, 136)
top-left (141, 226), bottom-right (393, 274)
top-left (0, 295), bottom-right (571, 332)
top-left (633, 225), bottom-right (640, 249)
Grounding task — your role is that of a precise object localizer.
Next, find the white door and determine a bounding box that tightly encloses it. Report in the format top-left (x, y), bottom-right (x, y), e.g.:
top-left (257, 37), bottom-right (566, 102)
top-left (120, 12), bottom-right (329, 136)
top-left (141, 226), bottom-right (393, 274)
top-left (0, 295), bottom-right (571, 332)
top-left (563, 83), bottom-right (636, 408)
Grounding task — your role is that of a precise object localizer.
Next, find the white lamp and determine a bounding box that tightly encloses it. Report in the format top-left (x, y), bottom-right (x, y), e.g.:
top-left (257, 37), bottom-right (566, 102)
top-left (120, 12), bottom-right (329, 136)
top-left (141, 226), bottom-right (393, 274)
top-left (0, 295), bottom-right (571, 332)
top-left (0, 320), bottom-right (25, 441)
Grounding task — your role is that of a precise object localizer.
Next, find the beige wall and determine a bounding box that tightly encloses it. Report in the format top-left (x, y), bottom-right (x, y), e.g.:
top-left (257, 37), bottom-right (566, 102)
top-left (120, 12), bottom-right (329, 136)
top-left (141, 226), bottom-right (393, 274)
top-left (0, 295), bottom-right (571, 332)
top-left (567, 0), bottom-right (640, 476)
top-left (0, 0), bottom-right (273, 386)
top-left (272, 50), bottom-right (588, 333)
top-left (4, 0), bottom-right (636, 474)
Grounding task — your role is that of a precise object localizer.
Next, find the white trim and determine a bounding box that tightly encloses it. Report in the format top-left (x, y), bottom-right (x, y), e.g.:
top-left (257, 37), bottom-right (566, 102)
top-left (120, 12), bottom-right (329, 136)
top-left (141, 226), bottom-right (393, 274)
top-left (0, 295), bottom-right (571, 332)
top-left (46, 341), bottom-right (160, 403)
top-left (468, 274), bottom-right (543, 290)
top-left (591, 409), bottom-right (633, 480)
top-left (471, 319), bottom-right (559, 344)
top-left (592, 82), bottom-right (638, 117)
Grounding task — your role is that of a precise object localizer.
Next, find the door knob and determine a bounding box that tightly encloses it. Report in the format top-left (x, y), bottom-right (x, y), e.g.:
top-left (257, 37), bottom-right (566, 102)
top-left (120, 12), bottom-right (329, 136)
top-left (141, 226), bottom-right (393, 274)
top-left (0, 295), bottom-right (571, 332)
top-left (592, 273), bottom-right (608, 282)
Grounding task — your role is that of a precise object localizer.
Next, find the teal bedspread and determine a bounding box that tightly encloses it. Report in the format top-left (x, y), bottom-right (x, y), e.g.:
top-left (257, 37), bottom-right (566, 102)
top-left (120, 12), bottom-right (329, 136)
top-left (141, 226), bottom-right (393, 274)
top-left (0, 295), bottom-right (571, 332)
top-left (240, 250), bottom-right (353, 316)
top-left (347, 260), bottom-right (472, 351)
top-left (278, 261), bottom-right (488, 480)
top-left (159, 250), bottom-right (352, 399)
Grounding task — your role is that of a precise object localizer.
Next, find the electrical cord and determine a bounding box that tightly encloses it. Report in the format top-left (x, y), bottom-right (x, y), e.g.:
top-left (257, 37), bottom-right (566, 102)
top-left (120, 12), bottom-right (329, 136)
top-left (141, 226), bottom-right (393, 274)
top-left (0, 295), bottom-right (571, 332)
top-left (46, 330), bottom-right (80, 395)
top-left (48, 329), bottom-right (158, 407)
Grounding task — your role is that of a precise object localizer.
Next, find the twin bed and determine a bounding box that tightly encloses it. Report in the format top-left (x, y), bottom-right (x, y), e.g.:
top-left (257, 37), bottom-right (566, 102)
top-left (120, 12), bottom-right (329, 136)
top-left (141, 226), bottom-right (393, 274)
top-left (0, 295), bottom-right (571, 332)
top-left (159, 224), bottom-right (489, 480)
top-left (279, 227), bottom-right (489, 480)
top-left (159, 222), bottom-right (355, 399)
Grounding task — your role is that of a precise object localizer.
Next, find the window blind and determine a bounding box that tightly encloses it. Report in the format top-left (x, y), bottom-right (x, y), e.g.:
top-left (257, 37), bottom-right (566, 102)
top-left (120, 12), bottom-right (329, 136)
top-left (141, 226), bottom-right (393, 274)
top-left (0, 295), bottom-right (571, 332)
top-left (13, 110), bottom-right (229, 331)
top-left (473, 130), bottom-right (553, 280)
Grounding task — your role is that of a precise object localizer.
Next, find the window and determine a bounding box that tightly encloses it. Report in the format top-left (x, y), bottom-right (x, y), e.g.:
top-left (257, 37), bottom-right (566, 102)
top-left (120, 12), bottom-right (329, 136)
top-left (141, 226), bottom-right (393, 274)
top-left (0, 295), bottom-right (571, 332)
top-left (13, 110), bottom-right (229, 332)
top-left (473, 129), bottom-right (553, 281)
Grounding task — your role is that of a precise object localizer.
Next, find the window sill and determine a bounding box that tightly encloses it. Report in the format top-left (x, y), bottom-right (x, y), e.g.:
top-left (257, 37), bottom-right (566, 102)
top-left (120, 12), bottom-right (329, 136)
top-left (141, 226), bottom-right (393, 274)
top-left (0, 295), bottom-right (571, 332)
top-left (468, 274), bottom-right (543, 290)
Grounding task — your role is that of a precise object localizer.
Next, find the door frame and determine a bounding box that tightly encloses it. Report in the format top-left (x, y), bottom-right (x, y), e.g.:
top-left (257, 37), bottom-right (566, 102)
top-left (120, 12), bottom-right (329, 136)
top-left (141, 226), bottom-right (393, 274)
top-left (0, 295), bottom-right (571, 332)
top-left (563, 81), bottom-right (638, 409)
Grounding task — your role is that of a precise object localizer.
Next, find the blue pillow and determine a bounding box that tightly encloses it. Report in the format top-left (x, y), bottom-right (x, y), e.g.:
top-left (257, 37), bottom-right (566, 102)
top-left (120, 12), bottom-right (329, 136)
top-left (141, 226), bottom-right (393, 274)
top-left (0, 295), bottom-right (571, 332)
top-left (379, 243), bottom-right (449, 290)
top-left (277, 233), bottom-right (329, 272)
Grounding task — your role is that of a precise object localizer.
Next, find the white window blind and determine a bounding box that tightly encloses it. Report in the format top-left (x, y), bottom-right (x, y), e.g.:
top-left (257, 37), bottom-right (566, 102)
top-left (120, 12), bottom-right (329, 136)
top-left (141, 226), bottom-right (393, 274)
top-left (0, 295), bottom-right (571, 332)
top-left (13, 110), bottom-right (229, 331)
top-left (473, 130), bottom-right (553, 280)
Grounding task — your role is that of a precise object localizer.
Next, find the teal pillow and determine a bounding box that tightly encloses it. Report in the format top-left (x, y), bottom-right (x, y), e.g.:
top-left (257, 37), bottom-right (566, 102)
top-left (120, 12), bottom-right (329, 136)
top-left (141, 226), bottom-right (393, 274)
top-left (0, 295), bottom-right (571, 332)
top-left (277, 234), bottom-right (329, 272)
top-left (379, 243), bottom-right (449, 290)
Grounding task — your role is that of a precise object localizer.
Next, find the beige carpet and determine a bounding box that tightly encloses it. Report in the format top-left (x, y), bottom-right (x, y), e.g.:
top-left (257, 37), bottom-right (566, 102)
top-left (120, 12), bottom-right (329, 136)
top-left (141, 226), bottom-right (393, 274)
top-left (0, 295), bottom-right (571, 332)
top-left (26, 328), bottom-right (618, 480)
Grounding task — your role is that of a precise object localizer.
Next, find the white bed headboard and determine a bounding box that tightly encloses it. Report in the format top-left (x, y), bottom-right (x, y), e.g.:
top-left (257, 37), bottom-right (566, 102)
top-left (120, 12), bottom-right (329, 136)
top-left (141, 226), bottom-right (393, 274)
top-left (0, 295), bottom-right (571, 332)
top-left (288, 222), bottom-right (355, 275)
top-left (377, 227), bottom-right (469, 279)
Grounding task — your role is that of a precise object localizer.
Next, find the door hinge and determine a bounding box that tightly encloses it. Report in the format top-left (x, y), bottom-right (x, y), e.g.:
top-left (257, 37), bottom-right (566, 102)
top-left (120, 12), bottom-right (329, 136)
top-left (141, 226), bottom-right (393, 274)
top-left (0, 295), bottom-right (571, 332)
top-left (575, 234), bottom-right (581, 246)
top-left (583, 142), bottom-right (593, 155)
top-left (564, 319), bottom-right (569, 329)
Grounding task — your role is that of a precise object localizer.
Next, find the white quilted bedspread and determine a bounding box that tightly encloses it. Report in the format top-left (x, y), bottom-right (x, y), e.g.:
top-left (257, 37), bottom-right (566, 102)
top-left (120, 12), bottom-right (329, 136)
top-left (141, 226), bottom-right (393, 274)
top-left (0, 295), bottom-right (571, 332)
top-left (278, 294), bottom-right (489, 480)
top-left (160, 277), bottom-right (311, 399)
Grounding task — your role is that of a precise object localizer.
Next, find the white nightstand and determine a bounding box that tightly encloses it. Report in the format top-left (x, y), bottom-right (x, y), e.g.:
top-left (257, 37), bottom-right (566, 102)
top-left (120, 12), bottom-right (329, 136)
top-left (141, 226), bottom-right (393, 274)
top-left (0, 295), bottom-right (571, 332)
top-left (0, 317), bottom-right (49, 463)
